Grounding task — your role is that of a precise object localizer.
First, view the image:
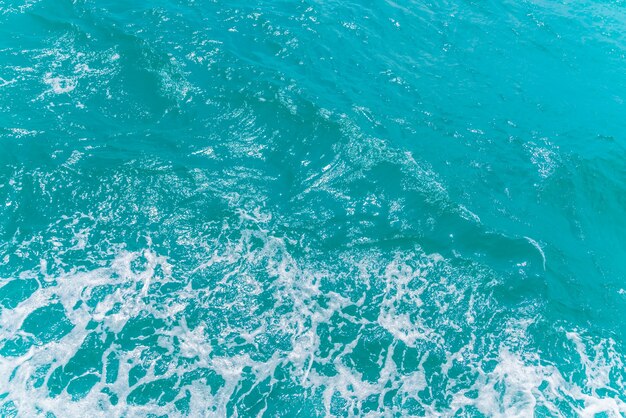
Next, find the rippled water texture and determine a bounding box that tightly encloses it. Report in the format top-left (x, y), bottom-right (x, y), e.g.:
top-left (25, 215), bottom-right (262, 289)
top-left (1, 0), bottom-right (626, 416)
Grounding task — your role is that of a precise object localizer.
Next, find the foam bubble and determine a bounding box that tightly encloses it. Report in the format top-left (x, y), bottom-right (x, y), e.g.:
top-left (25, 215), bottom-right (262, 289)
top-left (43, 73), bottom-right (76, 94)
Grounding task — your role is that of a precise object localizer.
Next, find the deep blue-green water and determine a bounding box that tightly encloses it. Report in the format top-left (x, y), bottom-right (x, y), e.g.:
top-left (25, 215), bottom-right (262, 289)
top-left (1, 0), bottom-right (626, 416)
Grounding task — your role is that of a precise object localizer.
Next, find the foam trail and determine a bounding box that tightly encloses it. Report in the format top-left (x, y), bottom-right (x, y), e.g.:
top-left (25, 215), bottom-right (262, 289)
top-left (525, 236), bottom-right (547, 270)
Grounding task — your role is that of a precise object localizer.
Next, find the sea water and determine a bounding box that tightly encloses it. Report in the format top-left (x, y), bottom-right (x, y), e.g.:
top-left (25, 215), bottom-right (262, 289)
top-left (1, 0), bottom-right (626, 416)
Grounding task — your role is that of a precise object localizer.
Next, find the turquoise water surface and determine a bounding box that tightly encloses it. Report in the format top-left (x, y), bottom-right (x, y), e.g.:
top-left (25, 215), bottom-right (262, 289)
top-left (1, 0), bottom-right (626, 416)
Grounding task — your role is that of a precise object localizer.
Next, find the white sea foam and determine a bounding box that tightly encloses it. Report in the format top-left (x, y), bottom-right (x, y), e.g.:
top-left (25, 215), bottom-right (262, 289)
top-left (0, 215), bottom-right (624, 416)
top-left (524, 137), bottom-right (560, 180)
top-left (524, 236), bottom-right (547, 270)
top-left (43, 73), bottom-right (76, 94)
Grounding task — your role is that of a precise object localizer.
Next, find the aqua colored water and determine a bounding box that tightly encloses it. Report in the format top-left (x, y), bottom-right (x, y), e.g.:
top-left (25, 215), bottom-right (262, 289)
top-left (1, 0), bottom-right (626, 416)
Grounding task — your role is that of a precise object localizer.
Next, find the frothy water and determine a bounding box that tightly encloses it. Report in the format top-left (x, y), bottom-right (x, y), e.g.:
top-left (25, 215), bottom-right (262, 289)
top-left (1, 0), bottom-right (626, 416)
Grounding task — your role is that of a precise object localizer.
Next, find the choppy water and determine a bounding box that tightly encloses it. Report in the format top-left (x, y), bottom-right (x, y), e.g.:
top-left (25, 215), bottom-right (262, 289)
top-left (1, 0), bottom-right (626, 416)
